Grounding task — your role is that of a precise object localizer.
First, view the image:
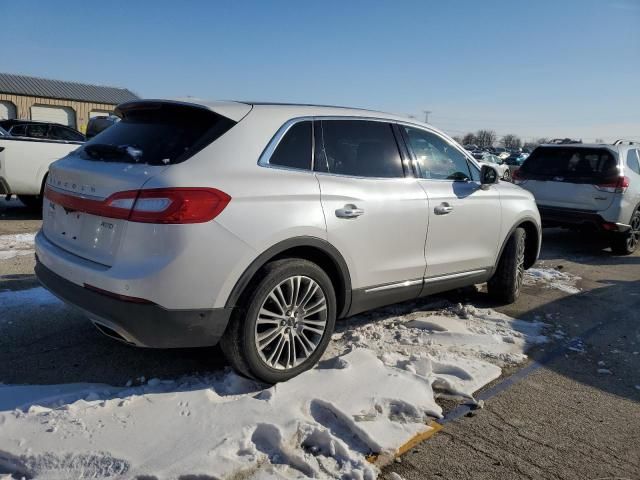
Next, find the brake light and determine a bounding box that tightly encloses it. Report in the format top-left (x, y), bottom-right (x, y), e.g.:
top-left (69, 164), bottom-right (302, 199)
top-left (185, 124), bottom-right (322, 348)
top-left (594, 176), bottom-right (629, 193)
top-left (44, 186), bottom-right (231, 224)
top-left (512, 169), bottom-right (526, 184)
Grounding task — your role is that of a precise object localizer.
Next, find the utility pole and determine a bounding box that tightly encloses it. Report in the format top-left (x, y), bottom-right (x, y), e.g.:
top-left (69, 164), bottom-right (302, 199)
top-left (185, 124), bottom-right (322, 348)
top-left (423, 110), bottom-right (432, 124)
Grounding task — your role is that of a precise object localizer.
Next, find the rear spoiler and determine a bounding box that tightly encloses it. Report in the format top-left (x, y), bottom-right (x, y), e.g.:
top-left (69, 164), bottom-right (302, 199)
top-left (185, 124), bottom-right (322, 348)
top-left (115, 99), bottom-right (252, 123)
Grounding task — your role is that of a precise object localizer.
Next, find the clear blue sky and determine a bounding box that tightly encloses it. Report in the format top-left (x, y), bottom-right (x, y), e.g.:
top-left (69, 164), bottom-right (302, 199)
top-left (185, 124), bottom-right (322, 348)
top-left (2, 0), bottom-right (639, 142)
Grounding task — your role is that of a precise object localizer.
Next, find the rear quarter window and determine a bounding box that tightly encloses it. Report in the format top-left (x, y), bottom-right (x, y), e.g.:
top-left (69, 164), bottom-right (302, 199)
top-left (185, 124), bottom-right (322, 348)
top-left (267, 121), bottom-right (312, 170)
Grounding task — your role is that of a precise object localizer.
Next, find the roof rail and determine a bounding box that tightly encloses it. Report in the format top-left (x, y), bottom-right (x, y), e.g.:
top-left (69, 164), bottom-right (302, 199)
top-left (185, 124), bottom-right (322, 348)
top-left (613, 139), bottom-right (638, 146)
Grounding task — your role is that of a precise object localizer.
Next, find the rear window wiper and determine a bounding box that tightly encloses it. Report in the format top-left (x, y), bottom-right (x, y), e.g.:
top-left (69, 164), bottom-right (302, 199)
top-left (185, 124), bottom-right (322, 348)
top-left (83, 143), bottom-right (144, 163)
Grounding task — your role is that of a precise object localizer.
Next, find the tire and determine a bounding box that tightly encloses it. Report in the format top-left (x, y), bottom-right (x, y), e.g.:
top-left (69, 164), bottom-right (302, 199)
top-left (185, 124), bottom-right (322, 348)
top-left (610, 210), bottom-right (640, 255)
top-left (502, 169), bottom-right (511, 182)
top-left (488, 227), bottom-right (526, 304)
top-left (220, 258), bottom-right (337, 383)
top-left (18, 195), bottom-right (43, 211)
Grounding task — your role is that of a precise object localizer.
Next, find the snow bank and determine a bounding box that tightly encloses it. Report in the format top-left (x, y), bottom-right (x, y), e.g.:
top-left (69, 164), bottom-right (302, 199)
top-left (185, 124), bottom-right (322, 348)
top-left (0, 232), bottom-right (36, 260)
top-left (525, 266), bottom-right (581, 294)
top-left (0, 289), bottom-right (547, 479)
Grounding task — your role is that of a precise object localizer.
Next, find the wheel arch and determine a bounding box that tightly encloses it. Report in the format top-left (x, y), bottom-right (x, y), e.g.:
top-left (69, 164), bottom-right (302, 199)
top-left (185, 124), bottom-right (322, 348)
top-left (225, 237), bottom-right (352, 319)
top-left (494, 217), bottom-right (541, 271)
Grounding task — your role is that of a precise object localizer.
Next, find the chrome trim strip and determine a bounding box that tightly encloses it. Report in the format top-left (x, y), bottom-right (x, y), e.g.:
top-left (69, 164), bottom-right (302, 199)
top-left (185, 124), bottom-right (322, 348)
top-left (423, 269), bottom-right (488, 284)
top-left (364, 278), bottom-right (423, 293)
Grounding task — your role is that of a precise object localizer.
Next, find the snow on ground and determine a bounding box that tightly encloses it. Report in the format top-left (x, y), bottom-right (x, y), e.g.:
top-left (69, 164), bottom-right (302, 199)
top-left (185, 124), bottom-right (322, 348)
top-left (524, 266), bottom-right (581, 294)
top-left (0, 232), bottom-right (36, 260)
top-left (0, 289), bottom-right (547, 479)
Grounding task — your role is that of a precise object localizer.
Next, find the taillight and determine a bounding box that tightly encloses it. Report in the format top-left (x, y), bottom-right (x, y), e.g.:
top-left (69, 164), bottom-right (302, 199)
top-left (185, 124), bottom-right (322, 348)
top-left (44, 186), bottom-right (231, 224)
top-left (512, 169), bottom-right (526, 184)
top-left (594, 176), bottom-right (629, 194)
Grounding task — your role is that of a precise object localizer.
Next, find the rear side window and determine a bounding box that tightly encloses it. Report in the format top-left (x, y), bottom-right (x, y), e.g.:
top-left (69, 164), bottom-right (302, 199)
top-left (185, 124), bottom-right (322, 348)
top-left (268, 121), bottom-right (312, 170)
top-left (50, 125), bottom-right (84, 142)
top-left (627, 149), bottom-right (640, 175)
top-left (80, 103), bottom-right (236, 165)
top-left (521, 147), bottom-right (618, 182)
top-left (26, 124), bottom-right (48, 139)
top-left (402, 126), bottom-right (472, 181)
top-left (315, 120), bottom-right (404, 178)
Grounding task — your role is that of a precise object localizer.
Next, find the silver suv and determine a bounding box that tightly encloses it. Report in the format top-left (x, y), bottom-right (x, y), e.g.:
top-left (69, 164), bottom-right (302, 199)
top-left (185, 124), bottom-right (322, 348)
top-left (514, 141), bottom-right (640, 254)
top-left (35, 99), bottom-right (541, 382)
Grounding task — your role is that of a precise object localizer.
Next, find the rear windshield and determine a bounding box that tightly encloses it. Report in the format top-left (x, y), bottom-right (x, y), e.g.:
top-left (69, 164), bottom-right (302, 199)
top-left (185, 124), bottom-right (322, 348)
top-left (79, 103), bottom-right (236, 165)
top-left (520, 146), bottom-right (618, 182)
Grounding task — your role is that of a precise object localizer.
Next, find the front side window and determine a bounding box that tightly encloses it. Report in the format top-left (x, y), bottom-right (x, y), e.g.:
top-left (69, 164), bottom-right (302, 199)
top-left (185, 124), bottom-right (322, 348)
top-left (268, 121), bottom-right (311, 170)
top-left (403, 126), bottom-right (472, 180)
top-left (50, 125), bottom-right (85, 142)
top-left (315, 120), bottom-right (404, 178)
top-left (10, 125), bottom-right (26, 137)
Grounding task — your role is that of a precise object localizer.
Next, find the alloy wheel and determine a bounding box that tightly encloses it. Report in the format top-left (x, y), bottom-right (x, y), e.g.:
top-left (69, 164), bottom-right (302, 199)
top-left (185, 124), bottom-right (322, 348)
top-left (254, 275), bottom-right (328, 370)
top-left (627, 214), bottom-right (640, 251)
top-left (515, 233), bottom-right (526, 295)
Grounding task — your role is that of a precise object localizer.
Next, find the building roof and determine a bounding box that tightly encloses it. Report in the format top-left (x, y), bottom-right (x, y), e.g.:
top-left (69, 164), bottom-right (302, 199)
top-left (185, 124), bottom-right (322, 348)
top-left (0, 73), bottom-right (139, 105)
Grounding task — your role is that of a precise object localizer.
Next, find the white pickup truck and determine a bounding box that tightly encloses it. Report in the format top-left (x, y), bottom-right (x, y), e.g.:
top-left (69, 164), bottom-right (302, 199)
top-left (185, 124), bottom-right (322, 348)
top-left (0, 126), bottom-right (82, 208)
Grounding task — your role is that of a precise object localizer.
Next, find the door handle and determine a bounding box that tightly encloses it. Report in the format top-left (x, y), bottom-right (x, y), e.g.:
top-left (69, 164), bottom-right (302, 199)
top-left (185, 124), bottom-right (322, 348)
top-left (434, 202), bottom-right (453, 215)
top-left (335, 204), bottom-right (365, 218)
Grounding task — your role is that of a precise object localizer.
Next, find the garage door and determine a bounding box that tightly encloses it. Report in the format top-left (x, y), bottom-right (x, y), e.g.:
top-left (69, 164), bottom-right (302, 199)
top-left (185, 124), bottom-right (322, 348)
top-left (89, 110), bottom-right (113, 118)
top-left (30, 105), bottom-right (76, 128)
top-left (0, 101), bottom-right (16, 120)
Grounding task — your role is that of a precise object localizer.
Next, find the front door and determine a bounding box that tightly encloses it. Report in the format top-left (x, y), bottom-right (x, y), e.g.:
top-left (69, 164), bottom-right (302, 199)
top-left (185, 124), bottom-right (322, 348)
top-left (400, 125), bottom-right (501, 279)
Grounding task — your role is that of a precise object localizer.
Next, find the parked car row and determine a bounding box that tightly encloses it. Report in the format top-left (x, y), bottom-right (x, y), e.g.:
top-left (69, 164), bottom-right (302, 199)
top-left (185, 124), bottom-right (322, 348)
top-left (471, 151), bottom-right (512, 180)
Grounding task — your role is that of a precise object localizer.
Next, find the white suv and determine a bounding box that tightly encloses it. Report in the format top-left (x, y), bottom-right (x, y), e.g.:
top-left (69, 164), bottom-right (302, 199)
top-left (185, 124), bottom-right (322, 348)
top-left (514, 141), bottom-right (640, 254)
top-left (35, 99), bottom-right (541, 382)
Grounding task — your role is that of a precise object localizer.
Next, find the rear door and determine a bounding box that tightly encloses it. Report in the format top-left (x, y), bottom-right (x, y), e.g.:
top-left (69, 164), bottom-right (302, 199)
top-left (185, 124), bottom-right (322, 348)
top-left (314, 119), bottom-right (429, 303)
top-left (400, 125), bottom-right (501, 279)
top-left (43, 102), bottom-right (238, 266)
top-left (518, 146), bottom-right (619, 211)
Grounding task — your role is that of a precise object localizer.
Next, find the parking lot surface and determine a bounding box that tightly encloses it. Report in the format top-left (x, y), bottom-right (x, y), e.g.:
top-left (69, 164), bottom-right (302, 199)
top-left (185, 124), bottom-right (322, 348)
top-left (1, 198), bottom-right (639, 479)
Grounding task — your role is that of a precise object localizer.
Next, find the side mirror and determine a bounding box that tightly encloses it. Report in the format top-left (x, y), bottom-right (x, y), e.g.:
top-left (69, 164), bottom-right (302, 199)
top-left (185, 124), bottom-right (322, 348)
top-left (480, 164), bottom-right (499, 188)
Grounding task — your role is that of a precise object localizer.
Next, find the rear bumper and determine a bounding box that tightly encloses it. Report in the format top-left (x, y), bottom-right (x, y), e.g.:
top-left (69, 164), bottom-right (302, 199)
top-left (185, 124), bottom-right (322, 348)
top-left (35, 260), bottom-right (233, 348)
top-left (538, 205), bottom-right (630, 232)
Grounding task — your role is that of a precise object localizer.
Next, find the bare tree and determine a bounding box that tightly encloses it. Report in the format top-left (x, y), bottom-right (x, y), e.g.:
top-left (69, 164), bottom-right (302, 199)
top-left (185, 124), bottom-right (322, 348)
top-left (462, 133), bottom-right (477, 146)
top-left (501, 134), bottom-right (522, 150)
top-left (536, 137), bottom-right (549, 145)
top-left (475, 130), bottom-right (497, 149)
top-left (595, 138), bottom-right (604, 143)
top-left (452, 135), bottom-right (463, 145)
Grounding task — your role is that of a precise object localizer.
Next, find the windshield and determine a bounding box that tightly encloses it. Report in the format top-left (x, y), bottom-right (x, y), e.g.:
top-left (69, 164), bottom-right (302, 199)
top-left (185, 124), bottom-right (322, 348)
top-left (521, 146), bottom-right (618, 182)
top-left (79, 103), bottom-right (236, 165)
